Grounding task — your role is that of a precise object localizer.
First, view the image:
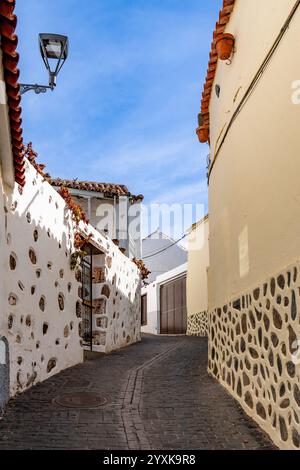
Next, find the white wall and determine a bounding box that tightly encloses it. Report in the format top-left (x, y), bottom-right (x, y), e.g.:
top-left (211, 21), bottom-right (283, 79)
top-left (205, 0), bottom-right (300, 449)
top-left (187, 217), bottom-right (209, 316)
top-left (81, 230), bottom-right (142, 354)
top-left (143, 231), bottom-right (187, 284)
top-left (0, 160), bottom-right (142, 399)
top-left (208, 0), bottom-right (300, 309)
top-left (0, 162), bottom-right (83, 397)
top-left (141, 263), bottom-right (187, 335)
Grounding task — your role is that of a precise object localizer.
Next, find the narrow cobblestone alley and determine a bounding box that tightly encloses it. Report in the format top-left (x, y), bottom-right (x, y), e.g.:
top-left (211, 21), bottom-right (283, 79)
top-left (0, 335), bottom-right (275, 450)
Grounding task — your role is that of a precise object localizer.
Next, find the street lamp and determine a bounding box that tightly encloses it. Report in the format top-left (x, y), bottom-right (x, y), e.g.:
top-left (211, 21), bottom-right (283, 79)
top-left (20, 34), bottom-right (69, 95)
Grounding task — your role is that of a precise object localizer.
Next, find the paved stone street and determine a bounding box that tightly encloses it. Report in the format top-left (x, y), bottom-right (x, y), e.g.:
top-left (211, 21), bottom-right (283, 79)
top-left (0, 335), bottom-right (275, 450)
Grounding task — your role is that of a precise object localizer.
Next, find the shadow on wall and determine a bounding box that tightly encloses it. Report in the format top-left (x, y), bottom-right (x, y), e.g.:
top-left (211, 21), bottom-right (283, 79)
top-left (1, 162), bottom-right (83, 399)
top-left (79, 249), bottom-right (141, 354)
top-left (0, 337), bottom-right (9, 414)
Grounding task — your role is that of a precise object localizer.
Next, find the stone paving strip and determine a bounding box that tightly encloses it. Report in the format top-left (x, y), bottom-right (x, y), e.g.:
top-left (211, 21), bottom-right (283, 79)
top-left (0, 335), bottom-right (276, 450)
top-left (122, 344), bottom-right (180, 449)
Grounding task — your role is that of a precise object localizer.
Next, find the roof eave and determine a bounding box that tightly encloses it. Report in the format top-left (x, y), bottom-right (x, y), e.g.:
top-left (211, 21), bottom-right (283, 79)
top-left (197, 0), bottom-right (236, 144)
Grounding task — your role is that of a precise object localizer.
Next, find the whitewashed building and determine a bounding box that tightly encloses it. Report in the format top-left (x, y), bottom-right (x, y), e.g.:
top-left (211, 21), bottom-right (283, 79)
top-left (50, 178), bottom-right (143, 260)
top-left (0, 1), bottom-right (141, 412)
top-left (141, 231), bottom-right (188, 335)
top-left (141, 263), bottom-right (187, 335)
top-left (142, 230), bottom-right (187, 283)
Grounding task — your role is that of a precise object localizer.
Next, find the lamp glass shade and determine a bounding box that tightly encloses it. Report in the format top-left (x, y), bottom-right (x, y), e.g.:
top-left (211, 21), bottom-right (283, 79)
top-left (39, 34), bottom-right (69, 62)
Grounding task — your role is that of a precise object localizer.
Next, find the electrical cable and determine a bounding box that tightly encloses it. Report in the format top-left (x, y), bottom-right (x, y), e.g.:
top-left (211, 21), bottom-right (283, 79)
top-left (143, 233), bottom-right (188, 259)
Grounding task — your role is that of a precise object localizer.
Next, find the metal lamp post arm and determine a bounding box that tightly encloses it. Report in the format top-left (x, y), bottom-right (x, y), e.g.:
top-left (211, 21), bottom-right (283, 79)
top-left (20, 83), bottom-right (54, 95)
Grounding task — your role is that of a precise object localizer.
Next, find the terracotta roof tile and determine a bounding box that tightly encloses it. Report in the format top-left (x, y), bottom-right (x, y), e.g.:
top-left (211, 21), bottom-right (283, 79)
top-left (49, 178), bottom-right (144, 201)
top-left (0, 0), bottom-right (25, 186)
top-left (196, 0), bottom-right (236, 144)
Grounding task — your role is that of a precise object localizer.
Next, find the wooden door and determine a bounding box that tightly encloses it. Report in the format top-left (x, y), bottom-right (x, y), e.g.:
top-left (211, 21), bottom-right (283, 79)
top-left (160, 275), bottom-right (187, 334)
top-left (141, 295), bottom-right (147, 326)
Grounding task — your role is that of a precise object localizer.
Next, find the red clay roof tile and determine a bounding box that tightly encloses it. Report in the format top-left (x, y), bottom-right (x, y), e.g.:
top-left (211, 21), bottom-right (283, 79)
top-left (196, 0), bottom-right (236, 144)
top-left (0, 0), bottom-right (25, 186)
top-left (49, 178), bottom-right (144, 201)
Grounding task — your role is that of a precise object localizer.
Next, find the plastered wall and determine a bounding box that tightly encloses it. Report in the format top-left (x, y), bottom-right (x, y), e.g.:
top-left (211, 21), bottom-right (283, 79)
top-left (0, 161), bottom-right (83, 397)
top-left (207, 0), bottom-right (300, 449)
top-left (79, 245), bottom-right (141, 354)
top-left (186, 217), bottom-right (209, 336)
top-left (209, 0), bottom-right (300, 309)
top-left (0, 160), bottom-right (141, 400)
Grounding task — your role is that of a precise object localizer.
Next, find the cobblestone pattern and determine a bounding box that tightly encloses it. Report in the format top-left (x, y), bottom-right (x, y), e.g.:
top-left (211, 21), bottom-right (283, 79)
top-left (0, 336), bottom-right (275, 450)
top-left (187, 312), bottom-right (208, 337)
top-left (208, 262), bottom-right (300, 450)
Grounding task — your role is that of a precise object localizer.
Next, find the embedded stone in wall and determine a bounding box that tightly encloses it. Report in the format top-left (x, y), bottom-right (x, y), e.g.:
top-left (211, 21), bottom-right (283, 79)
top-left (187, 311), bottom-right (208, 337)
top-left (92, 267), bottom-right (105, 284)
top-left (58, 293), bottom-right (65, 311)
top-left (63, 325), bottom-right (70, 338)
top-left (101, 285), bottom-right (110, 298)
top-left (8, 315), bottom-right (13, 329)
top-left (47, 358), bottom-right (57, 373)
top-left (96, 316), bottom-right (108, 329)
top-left (39, 296), bottom-right (45, 312)
top-left (8, 294), bottom-right (17, 306)
top-left (93, 298), bottom-right (106, 315)
top-left (29, 249), bottom-right (37, 264)
top-left (18, 281), bottom-right (24, 292)
top-left (9, 253), bottom-right (17, 270)
top-left (93, 332), bottom-right (106, 346)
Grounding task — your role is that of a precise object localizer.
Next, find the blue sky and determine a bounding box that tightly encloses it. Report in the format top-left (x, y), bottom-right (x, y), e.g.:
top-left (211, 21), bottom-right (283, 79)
top-left (15, 0), bottom-right (221, 237)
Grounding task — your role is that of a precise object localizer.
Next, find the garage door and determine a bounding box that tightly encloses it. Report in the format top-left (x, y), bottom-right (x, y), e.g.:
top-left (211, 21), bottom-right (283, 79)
top-left (160, 275), bottom-right (187, 334)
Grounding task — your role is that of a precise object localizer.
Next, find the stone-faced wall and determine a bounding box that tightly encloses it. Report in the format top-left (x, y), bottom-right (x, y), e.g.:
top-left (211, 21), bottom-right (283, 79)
top-left (208, 262), bottom-right (300, 449)
top-left (88, 251), bottom-right (141, 354)
top-left (187, 311), bottom-right (208, 337)
top-left (78, 246), bottom-right (141, 354)
top-left (0, 161), bottom-right (83, 397)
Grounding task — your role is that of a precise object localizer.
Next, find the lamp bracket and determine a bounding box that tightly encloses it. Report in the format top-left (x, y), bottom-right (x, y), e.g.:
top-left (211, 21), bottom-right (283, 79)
top-left (20, 84), bottom-right (54, 95)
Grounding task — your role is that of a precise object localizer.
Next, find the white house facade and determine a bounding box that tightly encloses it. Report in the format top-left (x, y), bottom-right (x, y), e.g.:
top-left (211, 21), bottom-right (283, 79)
top-left (0, 2), bottom-right (142, 412)
top-left (141, 263), bottom-right (187, 336)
